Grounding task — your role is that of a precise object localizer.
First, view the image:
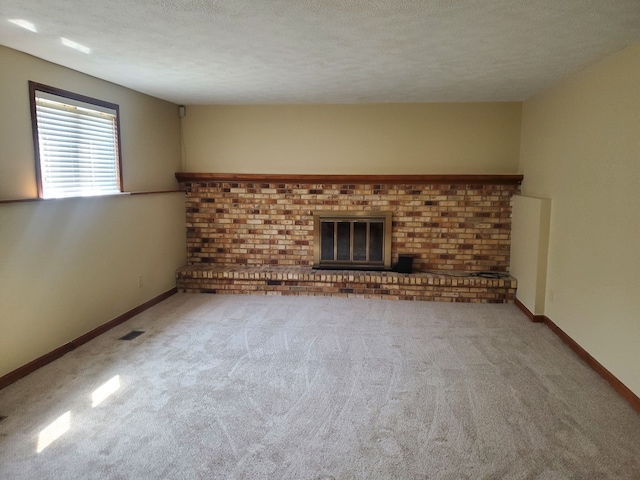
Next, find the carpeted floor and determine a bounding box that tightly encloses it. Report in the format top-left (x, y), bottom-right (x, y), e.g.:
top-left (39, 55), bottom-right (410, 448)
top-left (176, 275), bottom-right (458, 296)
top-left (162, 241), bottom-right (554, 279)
top-left (0, 294), bottom-right (639, 479)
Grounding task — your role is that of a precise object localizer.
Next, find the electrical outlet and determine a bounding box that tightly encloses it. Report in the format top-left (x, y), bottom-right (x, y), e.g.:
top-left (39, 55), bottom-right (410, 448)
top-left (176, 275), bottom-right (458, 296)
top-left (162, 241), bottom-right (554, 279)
top-left (137, 275), bottom-right (143, 287)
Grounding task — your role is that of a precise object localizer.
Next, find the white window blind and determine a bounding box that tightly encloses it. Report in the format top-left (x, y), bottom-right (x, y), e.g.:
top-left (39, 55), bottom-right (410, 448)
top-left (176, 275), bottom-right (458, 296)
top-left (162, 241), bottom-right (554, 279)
top-left (34, 94), bottom-right (121, 199)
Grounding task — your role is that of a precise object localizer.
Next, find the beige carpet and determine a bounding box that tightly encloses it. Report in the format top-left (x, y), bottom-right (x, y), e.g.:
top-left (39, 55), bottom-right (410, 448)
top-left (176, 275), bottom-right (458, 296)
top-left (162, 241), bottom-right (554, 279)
top-left (0, 294), bottom-right (639, 479)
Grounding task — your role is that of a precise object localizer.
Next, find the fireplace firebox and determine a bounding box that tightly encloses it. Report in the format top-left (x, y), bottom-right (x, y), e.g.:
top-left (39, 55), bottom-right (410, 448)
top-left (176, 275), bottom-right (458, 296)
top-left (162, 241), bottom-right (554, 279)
top-left (313, 211), bottom-right (392, 270)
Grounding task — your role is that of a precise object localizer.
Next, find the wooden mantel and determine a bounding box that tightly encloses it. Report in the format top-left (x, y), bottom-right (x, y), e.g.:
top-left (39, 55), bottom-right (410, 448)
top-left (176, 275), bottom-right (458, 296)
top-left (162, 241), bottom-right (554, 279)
top-left (175, 172), bottom-right (523, 185)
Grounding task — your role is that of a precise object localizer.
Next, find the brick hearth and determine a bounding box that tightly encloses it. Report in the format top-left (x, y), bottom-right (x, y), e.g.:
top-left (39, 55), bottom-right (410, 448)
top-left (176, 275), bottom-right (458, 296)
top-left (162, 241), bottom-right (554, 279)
top-left (177, 265), bottom-right (516, 303)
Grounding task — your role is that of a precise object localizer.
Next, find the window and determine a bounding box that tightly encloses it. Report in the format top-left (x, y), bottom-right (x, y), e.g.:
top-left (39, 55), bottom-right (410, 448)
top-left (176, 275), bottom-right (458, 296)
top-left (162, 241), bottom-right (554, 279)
top-left (29, 81), bottom-right (123, 199)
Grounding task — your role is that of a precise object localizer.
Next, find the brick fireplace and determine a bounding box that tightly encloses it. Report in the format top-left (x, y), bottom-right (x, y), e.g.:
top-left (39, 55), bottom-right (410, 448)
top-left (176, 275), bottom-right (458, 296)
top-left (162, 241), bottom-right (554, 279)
top-left (175, 173), bottom-right (521, 303)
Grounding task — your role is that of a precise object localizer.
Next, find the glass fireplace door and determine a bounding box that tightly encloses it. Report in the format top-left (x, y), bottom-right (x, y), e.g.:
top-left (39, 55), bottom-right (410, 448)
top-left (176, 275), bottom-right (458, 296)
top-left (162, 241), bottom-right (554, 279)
top-left (313, 211), bottom-right (392, 270)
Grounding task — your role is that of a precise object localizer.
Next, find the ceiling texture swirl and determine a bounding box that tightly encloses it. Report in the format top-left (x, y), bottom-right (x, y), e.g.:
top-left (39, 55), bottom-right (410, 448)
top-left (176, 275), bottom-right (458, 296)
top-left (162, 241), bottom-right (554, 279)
top-left (1, 0), bottom-right (639, 104)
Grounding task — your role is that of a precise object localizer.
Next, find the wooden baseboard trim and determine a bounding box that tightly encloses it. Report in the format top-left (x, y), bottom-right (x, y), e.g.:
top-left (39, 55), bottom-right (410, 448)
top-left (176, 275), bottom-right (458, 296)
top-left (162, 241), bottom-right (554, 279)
top-left (0, 287), bottom-right (177, 391)
top-left (71, 288), bottom-right (177, 348)
top-left (543, 315), bottom-right (640, 413)
top-left (514, 297), bottom-right (545, 322)
top-left (0, 343), bottom-right (75, 392)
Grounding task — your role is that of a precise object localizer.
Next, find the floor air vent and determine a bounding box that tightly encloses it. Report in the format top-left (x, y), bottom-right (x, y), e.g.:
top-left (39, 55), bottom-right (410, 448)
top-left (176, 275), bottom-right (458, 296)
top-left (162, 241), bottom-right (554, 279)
top-left (119, 330), bottom-right (145, 341)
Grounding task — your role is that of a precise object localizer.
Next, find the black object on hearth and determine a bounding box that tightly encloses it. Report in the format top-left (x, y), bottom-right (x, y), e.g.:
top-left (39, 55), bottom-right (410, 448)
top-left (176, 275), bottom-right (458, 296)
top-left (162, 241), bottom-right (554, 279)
top-left (394, 255), bottom-right (413, 274)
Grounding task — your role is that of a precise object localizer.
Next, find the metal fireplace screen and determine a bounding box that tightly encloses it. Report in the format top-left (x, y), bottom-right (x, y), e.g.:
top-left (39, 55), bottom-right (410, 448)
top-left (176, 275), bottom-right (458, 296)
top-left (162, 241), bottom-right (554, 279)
top-left (313, 211), bottom-right (392, 270)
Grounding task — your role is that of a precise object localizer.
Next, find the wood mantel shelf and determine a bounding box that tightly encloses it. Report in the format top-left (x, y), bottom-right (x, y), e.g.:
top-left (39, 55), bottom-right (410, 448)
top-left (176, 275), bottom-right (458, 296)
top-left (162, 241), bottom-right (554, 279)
top-left (175, 172), bottom-right (523, 185)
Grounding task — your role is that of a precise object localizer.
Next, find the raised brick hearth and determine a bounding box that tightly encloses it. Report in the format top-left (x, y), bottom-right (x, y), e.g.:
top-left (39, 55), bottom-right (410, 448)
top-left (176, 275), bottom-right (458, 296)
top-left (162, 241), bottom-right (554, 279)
top-left (177, 265), bottom-right (516, 303)
top-left (175, 173), bottom-right (521, 303)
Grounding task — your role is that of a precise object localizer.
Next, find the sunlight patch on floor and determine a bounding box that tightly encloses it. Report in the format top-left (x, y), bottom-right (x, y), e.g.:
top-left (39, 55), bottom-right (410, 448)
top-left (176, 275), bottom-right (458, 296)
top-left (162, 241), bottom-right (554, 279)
top-left (92, 375), bottom-right (121, 407)
top-left (37, 411), bottom-right (70, 453)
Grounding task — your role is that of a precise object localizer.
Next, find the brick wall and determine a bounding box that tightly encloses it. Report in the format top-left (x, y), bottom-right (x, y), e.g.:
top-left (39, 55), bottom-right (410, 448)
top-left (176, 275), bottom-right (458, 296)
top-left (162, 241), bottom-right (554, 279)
top-left (179, 175), bottom-right (520, 273)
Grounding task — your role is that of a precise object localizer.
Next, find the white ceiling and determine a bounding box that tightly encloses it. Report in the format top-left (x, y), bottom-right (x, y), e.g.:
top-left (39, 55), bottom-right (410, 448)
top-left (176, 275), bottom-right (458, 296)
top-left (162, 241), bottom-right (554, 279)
top-left (1, 0), bottom-right (639, 105)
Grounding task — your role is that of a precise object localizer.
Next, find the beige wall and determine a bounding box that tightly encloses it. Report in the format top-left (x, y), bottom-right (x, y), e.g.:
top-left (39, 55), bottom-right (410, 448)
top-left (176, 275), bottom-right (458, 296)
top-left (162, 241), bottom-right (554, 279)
top-left (0, 46), bottom-right (186, 378)
top-left (519, 41), bottom-right (640, 396)
top-left (182, 103), bottom-right (522, 174)
top-left (510, 195), bottom-right (551, 315)
top-left (0, 45), bottom-right (181, 199)
top-left (0, 194), bottom-right (186, 377)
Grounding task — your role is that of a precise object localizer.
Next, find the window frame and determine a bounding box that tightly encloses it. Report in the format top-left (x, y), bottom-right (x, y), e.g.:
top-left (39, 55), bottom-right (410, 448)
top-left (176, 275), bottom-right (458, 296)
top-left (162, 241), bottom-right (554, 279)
top-left (28, 81), bottom-right (124, 199)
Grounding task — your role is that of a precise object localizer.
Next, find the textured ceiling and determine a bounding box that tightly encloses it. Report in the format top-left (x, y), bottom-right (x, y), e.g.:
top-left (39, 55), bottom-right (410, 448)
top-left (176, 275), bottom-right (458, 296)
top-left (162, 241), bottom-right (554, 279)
top-left (1, 0), bottom-right (639, 105)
